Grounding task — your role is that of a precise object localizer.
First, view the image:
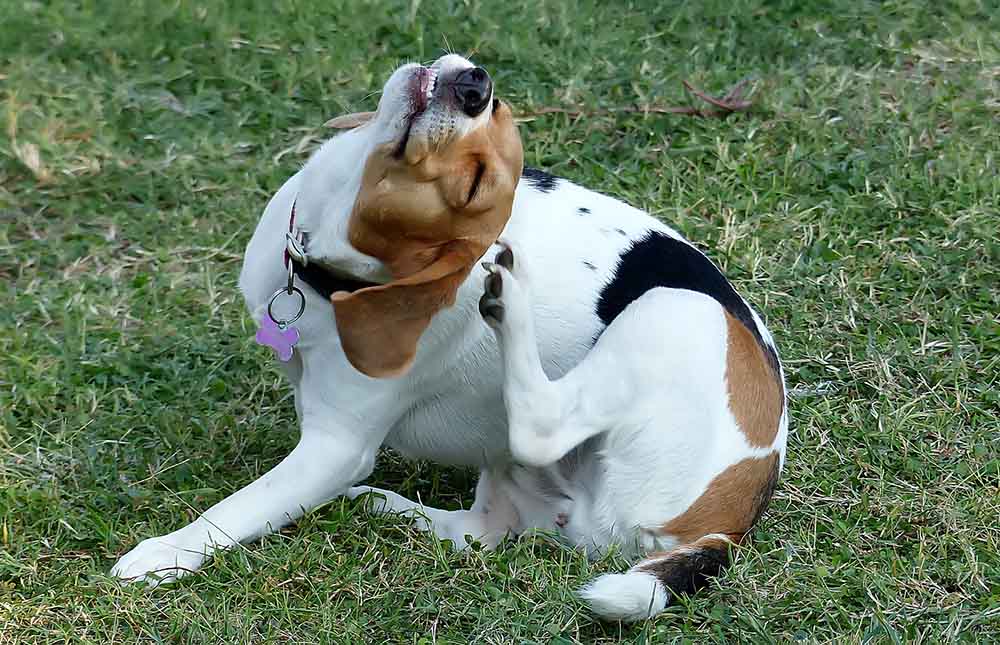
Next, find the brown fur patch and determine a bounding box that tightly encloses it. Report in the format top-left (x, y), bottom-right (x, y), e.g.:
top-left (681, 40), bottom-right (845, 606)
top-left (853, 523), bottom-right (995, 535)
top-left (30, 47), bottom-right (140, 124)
top-left (331, 243), bottom-right (476, 377)
top-left (724, 311), bottom-right (783, 448)
top-left (660, 452), bottom-right (781, 545)
top-left (330, 99), bottom-right (523, 377)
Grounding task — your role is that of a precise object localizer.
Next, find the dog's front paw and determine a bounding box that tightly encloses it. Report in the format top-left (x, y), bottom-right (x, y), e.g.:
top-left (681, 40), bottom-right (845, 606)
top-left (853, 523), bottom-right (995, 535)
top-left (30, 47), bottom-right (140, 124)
top-left (111, 533), bottom-right (209, 587)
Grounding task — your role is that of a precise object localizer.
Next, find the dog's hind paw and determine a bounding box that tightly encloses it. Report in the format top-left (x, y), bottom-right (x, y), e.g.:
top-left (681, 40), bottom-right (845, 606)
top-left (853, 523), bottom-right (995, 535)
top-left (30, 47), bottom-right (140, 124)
top-left (479, 262), bottom-right (506, 326)
top-left (479, 239), bottom-right (529, 331)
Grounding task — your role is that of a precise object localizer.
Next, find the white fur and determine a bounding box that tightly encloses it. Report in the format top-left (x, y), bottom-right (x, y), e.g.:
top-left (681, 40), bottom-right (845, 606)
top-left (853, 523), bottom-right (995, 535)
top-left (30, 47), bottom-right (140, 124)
top-left (111, 55), bottom-right (787, 621)
top-left (578, 571), bottom-right (669, 622)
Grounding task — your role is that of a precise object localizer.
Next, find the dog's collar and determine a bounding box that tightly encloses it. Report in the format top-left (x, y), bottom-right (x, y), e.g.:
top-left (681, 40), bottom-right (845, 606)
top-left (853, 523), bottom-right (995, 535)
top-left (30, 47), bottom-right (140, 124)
top-left (259, 200), bottom-right (377, 360)
top-left (284, 200), bottom-right (377, 301)
top-left (291, 261), bottom-right (378, 300)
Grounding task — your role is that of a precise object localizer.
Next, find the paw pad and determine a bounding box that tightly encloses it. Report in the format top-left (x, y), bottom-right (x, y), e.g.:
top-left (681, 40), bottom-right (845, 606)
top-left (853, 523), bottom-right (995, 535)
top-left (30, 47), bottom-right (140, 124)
top-left (495, 245), bottom-right (514, 271)
top-left (479, 243), bottom-right (516, 327)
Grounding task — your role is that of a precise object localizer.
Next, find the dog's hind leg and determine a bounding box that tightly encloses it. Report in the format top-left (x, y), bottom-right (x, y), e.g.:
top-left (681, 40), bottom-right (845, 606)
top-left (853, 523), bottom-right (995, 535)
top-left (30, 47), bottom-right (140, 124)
top-left (347, 469), bottom-right (518, 549)
top-left (480, 244), bottom-right (613, 467)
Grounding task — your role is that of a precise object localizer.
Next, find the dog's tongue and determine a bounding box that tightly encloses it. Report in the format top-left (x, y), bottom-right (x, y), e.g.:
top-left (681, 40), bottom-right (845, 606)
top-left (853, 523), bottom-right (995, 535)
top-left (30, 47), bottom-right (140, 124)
top-left (330, 242), bottom-right (479, 378)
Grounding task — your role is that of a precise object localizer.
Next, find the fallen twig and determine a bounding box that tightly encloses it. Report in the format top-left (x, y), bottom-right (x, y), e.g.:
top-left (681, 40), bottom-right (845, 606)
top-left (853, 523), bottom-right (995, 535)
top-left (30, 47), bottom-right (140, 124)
top-left (682, 78), bottom-right (754, 112)
top-left (519, 105), bottom-right (705, 119)
top-left (518, 77), bottom-right (757, 120)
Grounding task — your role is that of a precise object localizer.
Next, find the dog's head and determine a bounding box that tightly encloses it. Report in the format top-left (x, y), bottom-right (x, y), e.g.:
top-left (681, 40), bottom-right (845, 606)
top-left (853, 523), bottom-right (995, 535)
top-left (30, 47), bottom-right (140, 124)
top-left (306, 54), bottom-right (523, 377)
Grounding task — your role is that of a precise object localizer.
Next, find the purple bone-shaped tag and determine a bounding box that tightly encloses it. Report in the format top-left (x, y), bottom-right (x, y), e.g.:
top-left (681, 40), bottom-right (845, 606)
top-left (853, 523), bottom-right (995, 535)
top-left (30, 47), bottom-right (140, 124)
top-left (255, 316), bottom-right (300, 362)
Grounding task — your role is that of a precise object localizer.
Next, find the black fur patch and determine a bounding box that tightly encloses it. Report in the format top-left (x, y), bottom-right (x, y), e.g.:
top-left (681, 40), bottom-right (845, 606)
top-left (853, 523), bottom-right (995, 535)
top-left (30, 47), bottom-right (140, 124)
top-left (638, 541), bottom-right (732, 597)
top-left (634, 459), bottom-right (781, 600)
top-left (292, 260), bottom-right (377, 300)
top-left (521, 167), bottom-right (559, 193)
top-left (595, 231), bottom-right (778, 371)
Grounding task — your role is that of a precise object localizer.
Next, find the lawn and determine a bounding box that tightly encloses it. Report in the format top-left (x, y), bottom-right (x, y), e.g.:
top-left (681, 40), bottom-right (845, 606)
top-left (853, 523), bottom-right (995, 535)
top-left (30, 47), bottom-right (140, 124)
top-left (2, 0), bottom-right (998, 642)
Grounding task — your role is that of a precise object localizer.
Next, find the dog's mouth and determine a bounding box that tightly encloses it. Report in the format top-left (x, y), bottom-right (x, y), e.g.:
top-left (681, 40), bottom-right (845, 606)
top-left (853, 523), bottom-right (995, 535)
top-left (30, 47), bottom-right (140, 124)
top-left (394, 66), bottom-right (440, 157)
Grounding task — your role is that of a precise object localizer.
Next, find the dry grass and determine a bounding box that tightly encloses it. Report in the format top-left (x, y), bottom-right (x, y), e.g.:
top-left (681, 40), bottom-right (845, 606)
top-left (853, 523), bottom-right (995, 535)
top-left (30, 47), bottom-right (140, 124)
top-left (2, 0), bottom-right (998, 642)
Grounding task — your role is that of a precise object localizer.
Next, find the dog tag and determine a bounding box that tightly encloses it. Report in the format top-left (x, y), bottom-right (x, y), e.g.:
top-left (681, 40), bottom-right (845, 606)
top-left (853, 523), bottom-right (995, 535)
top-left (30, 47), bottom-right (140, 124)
top-left (255, 315), bottom-right (300, 362)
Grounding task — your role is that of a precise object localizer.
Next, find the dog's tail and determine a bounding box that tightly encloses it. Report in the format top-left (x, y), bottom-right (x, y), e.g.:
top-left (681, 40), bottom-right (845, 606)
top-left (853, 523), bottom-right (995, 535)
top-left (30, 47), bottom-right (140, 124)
top-left (578, 533), bottom-right (741, 622)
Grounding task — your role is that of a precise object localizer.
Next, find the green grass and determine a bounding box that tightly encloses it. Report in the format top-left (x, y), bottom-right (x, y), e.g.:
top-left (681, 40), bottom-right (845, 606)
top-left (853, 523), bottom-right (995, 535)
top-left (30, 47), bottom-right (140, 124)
top-left (2, 0), bottom-right (999, 642)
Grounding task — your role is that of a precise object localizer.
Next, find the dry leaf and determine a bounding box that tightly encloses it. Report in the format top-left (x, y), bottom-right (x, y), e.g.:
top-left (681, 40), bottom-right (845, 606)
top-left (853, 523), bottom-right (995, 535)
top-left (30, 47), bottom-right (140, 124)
top-left (14, 142), bottom-right (53, 183)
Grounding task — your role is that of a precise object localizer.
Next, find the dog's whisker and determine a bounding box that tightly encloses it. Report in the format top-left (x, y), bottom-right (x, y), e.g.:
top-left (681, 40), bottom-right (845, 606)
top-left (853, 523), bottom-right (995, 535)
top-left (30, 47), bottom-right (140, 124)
top-left (360, 89), bottom-right (383, 104)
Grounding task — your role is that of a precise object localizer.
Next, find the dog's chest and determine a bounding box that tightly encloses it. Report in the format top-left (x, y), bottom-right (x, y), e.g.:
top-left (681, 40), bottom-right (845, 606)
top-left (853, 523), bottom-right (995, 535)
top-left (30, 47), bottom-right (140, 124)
top-left (385, 315), bottom-right (599, 466)
top-left (386, 383), bottom-right (508, 465)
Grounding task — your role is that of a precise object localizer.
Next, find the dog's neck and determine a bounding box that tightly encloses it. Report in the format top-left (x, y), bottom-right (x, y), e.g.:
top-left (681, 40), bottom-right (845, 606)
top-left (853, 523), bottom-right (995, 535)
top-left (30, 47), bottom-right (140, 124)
top-left (292, 130), bottom-right (393, 285)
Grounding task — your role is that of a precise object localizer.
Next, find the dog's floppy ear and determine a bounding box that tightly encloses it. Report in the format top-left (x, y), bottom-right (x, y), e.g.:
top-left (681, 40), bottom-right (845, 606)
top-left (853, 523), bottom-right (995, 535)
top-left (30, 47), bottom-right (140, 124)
top-left (324, 111), bottom-right (376, 129)
top-left (330, 241), bottom-right (478, 377)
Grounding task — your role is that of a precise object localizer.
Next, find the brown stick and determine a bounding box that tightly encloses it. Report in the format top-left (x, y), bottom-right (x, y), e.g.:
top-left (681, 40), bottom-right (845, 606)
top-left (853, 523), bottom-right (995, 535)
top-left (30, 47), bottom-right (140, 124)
top-left (682, 79), bottom-right (754, 111)
top-left (517, 77), bottom-right (756, 120)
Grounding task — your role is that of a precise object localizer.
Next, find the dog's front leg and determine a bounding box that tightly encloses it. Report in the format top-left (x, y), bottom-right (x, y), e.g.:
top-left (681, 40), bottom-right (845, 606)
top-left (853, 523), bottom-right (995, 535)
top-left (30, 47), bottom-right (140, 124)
top-left (112, 357), bottom-right (394, 586)
top-left (111, 428), bottom-right (379, 586)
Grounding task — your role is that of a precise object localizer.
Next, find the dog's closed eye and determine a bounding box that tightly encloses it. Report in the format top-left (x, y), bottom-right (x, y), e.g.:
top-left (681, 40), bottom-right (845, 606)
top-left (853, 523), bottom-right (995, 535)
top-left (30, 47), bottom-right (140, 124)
top-left (467, 161), bottom-right (486, 205)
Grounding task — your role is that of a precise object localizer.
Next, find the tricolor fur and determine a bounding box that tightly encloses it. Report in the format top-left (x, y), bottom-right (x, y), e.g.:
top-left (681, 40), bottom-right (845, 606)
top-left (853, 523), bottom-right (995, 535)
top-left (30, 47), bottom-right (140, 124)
top-left (111, 54), bottom-right (788, 622)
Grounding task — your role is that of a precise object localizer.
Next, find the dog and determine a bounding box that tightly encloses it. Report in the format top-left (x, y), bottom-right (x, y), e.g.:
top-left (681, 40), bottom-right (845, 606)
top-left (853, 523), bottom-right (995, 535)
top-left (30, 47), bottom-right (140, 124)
top-left (111, 54), bottom-right (787, 622)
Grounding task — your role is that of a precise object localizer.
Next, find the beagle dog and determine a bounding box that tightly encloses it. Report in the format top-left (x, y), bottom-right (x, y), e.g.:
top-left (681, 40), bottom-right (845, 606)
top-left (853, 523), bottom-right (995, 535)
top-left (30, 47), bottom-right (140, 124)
top-left (112, 54), bottom-right (787, 622)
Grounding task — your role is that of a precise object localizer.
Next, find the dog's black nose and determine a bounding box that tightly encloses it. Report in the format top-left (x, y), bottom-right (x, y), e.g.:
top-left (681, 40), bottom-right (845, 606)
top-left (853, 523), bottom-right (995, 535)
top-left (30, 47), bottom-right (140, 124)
top-left (452, 67), bottom-right (492, 117)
